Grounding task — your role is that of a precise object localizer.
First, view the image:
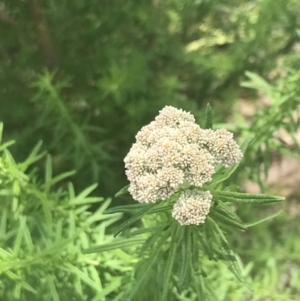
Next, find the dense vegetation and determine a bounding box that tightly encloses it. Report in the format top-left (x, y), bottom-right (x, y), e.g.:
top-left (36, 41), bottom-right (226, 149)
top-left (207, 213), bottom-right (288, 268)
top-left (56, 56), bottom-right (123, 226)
top-left (1, 0), bottom-right (300, 300)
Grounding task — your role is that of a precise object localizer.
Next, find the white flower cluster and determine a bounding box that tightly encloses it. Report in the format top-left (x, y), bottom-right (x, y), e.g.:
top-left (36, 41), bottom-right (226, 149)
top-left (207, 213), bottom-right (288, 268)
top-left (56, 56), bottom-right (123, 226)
top-left (172, 190), bottom-right (212, 225)
top-left (124, 106), bottom-right (242, 205)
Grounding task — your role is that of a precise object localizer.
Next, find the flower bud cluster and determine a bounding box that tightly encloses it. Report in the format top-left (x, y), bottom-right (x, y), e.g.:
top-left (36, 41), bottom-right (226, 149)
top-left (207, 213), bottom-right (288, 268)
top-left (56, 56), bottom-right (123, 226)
top-left (124, 106), bottom-right (242, 205)
top-left (172, 190), bottom-right (212, 225)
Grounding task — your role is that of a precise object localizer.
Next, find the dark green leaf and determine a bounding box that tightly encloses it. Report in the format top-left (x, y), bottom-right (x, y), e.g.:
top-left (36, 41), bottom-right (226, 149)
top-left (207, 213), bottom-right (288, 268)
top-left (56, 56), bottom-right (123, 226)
top-left (207, 217), bottom-right (245, 283)
top-left (191, 229), bottom-right (200, 270)
top-left (129, 227), bottom-right (171, 299)
top-left (202, 222), bottom-right (215, 260)
top-left (130, 224), bottom-right (169, 236)
top-left (105, 203), bottom-right (148, 214)
top-left (162, 224), bottom-right (181, 299)
top-left (105, 200), bottom-right (171, 215)
top-left (139, 224), bottom-right (170, 256)
top-left (194, 272), bottom-right (205, 301)
top-left (210, 209), bottom-right (246, 231)
top-left (82, 238), bottom-right (144, 253)
top-left (149, 204), bottom-right (173, 214)
top-left (216, 190), bottom-right (285, 204)
top-left (178, 227), bottom-right (191, 288)
top-left (215, 201), bottom-right (242, 223)
top-left (114, 203), bottom-right (155, 237)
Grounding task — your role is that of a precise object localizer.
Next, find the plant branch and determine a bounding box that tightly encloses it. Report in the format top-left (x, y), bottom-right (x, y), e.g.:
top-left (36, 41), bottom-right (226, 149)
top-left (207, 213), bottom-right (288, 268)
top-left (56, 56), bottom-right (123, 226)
top-left (27, 0), bottom-right (57, 68)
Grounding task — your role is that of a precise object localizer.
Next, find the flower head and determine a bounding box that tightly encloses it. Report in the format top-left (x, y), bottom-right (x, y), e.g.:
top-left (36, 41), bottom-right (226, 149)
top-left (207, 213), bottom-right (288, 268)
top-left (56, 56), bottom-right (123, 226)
top-left (206, 128), bottom-right (243, 167)
top-left (124, 106), bottom-right (242, 203)
top-left (172, 190), bottom-right (212, 225)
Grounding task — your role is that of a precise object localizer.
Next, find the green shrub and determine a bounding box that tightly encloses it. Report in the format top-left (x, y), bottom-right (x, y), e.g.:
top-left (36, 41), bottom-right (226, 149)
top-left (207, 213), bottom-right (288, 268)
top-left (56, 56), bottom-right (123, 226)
top-left (0, 125), bottom-right (134, 301)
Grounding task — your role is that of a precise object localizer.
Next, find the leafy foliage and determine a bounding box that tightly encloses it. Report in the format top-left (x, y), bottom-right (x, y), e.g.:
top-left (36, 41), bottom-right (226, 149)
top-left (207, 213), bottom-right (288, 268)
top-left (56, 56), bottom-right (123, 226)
top-left (1, 0), bottom-right (300, 195)
top-left (0, 125), bottom-right (134, 301)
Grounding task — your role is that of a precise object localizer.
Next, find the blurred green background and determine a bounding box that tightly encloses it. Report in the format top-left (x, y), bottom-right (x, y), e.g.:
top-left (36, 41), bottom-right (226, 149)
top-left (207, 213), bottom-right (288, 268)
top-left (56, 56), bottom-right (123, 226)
top-left (1, 0), bottom-right (300, 300)
top-left (1, 0), bottom-right (299, 196)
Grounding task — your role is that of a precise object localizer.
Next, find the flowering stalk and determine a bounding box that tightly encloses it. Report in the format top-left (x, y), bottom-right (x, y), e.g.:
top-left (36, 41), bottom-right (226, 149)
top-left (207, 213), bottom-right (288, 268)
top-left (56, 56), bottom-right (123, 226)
top-left (84, 105), bottom-right (284, 301)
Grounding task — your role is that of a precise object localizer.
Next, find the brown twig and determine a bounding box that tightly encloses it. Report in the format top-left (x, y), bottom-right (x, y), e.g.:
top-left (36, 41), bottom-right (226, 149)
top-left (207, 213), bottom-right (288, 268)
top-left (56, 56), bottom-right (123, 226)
top-left (27, 0), bottom-right (57, 68)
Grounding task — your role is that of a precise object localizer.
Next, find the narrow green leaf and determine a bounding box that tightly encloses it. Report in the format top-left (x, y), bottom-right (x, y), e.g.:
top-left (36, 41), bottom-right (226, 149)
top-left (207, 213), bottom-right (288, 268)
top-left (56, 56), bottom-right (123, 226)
top-left (105, 203), bottom-right (148, 214)
top-left (162, 225), bottom-right (181, 299)
top-left (216, 190), bottom-right (285, 204)
top-left (0, 208), bottom-right (7, 237)
top-left (44, 155), bottom-right (52, 193)
top-left (46, 275), bottom-right (60, 301)
top-left (204, 103), bottom-right (213, 129)
top-left (0, 140), bottom-right (15, 152)
top-left (105, 202), bottom-right (171, 215)
top-left (130, 224), bottom-right (168, 236)
top-left (240, 138), bottom-right (253, 153)
top-left (210, 209), bottom-right (246, 231)
top-left (244, 210), bottom-right (283, 228)
top-left (139, 225), bottom-right (170, 256)
top-left (47, 170), bottom-right (76, 187)
top-left (94, 215), bottom-right (121, 232)
top-left (0, 122), bottom-right (3, 144)
top-left (76, 183), bottom-right (98, 198)
top-left (61, 263), bottom-right (102, 292)
top-left (207, 216), bottom-right (228, 245)
top-left (115, 185), bottom-right (130, 198)
top-left (5, 271), bottom-right (37, 295)
top-left (193, 272), bottom-right (205, 301)
top-left (79, 232), bottom-right (90, 249)
top-left (18, 141), bottom-right (45, 171)
top-left (23, 223), bottom-right (34, 251)
top-left (74, 274), bottom-right (83, 296)
top-left (13, 216), bottom-right (27, 254)
top-left (38, 193), bottom-right (52, 226)
top-left (87, 265), bottom-right (102, 288)
top-left (224, 250), bottom-right (245, 283)
top-left (38, 238), bottom-right (73, 256)
top-left (191, 228), bottom-right (200, 270)
top-left (129, 227), bottom-right (171, 299)
top-left (208, 217), bottom-right (245, 283)
top-left (68, 182), bottom-right (76, 199)
top-left (68, 211), bottom-right (76, 238)
top-left (149, 204), bottom-right (173, 214)
top-left (205, 219), bottom-right (227, 259)
top-left (69, 184), bottom-right (104, 205)
top-left (113, 203), bottom-right (155, 237)
top-left (73, 196), bottom-right (104, 205)
top-left (216, 201), bottom-right (242, 223)
top-left (178, 227), bottom-right (191, 287)
top-left (19, 280), bottom-right (37, 294)
top-left (82, 238), bottom-right (144, 253)
top-left (202, 223), bottom-right (215, 260)
top-left (96, 277), bottom-right (122, 299)
top-left (86, 200), bottom-right (121, 224)
top-left (242, 71), bottom-right (273, 95)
